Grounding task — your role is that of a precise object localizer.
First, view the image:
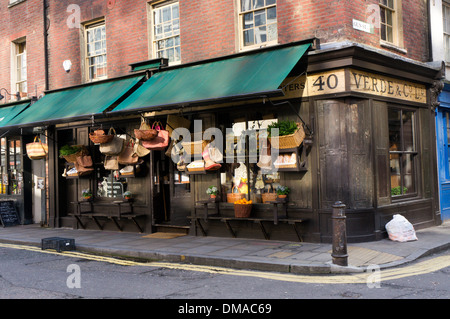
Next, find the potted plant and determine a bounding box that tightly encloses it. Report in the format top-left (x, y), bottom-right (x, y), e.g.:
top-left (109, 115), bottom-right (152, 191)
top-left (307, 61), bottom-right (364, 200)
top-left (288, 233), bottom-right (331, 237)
top-left (123, 191), bottom-right (132, 200)
top-left (206, 186), bottom-right (219, 199)
top-left (276, 185), bottom-right (290, 199)
top-left (81, 188), bottom-right (93, 200)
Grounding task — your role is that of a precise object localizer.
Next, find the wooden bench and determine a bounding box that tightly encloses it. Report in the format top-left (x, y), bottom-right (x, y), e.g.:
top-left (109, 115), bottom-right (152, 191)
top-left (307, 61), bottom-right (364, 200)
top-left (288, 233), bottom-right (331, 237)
top-left (69, 199), bottom-right (145, 233)
top-left (189, 214), bottom-right (306, 242)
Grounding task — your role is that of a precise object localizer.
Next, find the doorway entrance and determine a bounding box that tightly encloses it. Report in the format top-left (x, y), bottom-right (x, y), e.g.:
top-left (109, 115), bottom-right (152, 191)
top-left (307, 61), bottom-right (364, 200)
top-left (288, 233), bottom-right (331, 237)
top-left (151, 150), bottom-right (191, 228)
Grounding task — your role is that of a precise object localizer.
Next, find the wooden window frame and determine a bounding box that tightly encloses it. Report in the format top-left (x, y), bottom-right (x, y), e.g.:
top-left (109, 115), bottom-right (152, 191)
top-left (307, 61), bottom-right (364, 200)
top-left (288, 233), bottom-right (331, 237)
top-left (238, 0), bottom-right (278, 52)
top-left (83, 20), bottom-right (107, 82)
top-left (150, 1), bottom-right (181, 65)
top-left (11, 39), bottom-right (27, 99)
top-left (379, 0), bottom-right (404, 50)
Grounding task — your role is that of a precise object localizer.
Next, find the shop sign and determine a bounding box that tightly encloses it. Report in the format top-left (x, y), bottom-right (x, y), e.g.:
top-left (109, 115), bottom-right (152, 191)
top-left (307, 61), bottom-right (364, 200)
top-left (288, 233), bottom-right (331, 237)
top-left (279, 68), bottom-right (427, 104)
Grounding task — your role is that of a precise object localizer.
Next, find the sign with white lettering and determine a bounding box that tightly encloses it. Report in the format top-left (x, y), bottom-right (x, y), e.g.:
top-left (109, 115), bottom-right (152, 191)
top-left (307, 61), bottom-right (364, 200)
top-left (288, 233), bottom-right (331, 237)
top-left (279, 68), bottom-right (427, 104)
top-left (353, 19), bottom-right (373, 34)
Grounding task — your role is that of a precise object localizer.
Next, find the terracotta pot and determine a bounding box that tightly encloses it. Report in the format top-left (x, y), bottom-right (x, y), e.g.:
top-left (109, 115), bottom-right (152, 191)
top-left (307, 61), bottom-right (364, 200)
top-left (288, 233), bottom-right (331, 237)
top-left (278, 194), bottom-right (287, 199)
top-left (210, 194), bottom-right (217, 199)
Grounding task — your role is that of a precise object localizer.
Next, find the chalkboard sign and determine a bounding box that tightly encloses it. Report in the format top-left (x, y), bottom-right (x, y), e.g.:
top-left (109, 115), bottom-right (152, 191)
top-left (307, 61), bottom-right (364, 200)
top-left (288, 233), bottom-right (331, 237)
top-left (0, 200), bottom-right (20, 227)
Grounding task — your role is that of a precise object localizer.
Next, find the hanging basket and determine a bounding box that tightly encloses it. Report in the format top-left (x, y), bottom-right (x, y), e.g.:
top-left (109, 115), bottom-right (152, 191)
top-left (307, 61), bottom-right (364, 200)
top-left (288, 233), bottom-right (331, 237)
top-left (269, 123), bottom-right (305, 149)
top-left (134, 118), bottom-right (158, 141)
top-left (89, 129), bottom-right (114, 144)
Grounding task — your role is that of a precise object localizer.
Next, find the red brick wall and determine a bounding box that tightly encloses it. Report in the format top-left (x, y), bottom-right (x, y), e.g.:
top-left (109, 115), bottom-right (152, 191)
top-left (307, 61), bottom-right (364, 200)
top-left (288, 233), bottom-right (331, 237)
top-left (46, 0), bottom-right (148, 90)
top-left (0, 0), bottom-right (45, 102)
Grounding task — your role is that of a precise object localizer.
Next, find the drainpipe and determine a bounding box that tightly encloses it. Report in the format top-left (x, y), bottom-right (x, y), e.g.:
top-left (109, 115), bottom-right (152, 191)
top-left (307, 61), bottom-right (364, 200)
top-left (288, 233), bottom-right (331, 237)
top-left (43, 0), bottom-right (49, 91)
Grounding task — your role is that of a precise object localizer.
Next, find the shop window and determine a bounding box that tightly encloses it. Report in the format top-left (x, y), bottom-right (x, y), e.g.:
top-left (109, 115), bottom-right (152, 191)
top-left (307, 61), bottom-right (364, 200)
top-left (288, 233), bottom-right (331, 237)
top-left (0, 137), bottom-right (22, 195)
top-left (388, 107), bottom-right (417, 197)
top-left (239, 0), bottom-right (277, 50)
top-left (84, 21), bottom-right (107, 82)
top-left (220, 116), bottom-right (280, 203)
top-left (152, 1), bottom-right (180, 64)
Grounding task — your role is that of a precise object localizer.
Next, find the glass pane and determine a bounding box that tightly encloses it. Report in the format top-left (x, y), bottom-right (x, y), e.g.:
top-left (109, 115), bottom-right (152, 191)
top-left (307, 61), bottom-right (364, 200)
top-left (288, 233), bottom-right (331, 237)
top-left (164, 22), bottom-right (172, 36)
top-left (403, 154), bottom-right (415, 194)
top-left (380, 7), bottom-right (386, 23)
top-left (387, 25), bottom-right (393, 43)
top-left (172, 4), bottom-right (179, 19)
top-left (267, 23), bottom-right (277, 41)
top-left (386, 10), bottom-right (392, 26)
top-left (387, 0), bottom-right (394, 9)
top-left (174, 35), bottom-right (180, 46)
top-left (255, 26), bottom-right (267, 43)
top-left (173, 19), bottom-right (180, 33)
top-left (266, 0), bottom-right (276, 5)
top-left (388, 108), bottom-right (401, 151)
top-left (241, 0), bottom-right (252, 11)
top-left (254, 10), bottom-right (266, 27)
top-left (254, 0), bottom-right (264, 9)
top-left (154, 10), bottom-right (161, 24)
top-left (267, 6), bottom-right (276, 23)
top-left (380, 0), bottom-right (387, 6)
top-left (244, 29), bottom-right (254, 46)
top-left (162, 6), bottom-right (171, 22)
top-left (402, 111), bottom-right (414, 152)
top-left (244, 13), bottom-right (253, 29)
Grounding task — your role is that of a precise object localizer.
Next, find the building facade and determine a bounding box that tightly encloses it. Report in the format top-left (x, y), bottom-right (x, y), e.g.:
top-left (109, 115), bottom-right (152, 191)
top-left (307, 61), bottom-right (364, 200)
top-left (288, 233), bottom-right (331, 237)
top-left (0, 0), bottom-right (443, 242)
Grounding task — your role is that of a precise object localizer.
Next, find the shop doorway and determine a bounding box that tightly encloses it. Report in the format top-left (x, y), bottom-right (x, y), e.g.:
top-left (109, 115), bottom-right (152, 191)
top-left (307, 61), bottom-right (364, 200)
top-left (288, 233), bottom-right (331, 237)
top-left (151, 150), bottom-right (191, 227)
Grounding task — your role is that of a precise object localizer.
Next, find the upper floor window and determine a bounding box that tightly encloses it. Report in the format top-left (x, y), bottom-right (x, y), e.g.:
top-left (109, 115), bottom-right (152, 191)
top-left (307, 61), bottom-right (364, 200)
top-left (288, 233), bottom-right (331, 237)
top-left (443, 2), bottom-right (450, 62)
top-left (379, 0), bottom-right (404, 48)
top-left (239, 0), bottom-right (277, 50)
top-left (152, 2), bottom-right (180, 64)
top-left (12, 40), bottom-right (27, 97)
top-left (84, 21), bottom-right (107, 82)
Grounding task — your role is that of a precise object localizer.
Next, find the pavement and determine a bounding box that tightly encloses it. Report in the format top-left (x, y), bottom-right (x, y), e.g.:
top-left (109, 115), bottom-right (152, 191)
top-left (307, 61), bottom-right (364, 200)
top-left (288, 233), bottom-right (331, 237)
top-left (0, 220), bottom-right (449, 274)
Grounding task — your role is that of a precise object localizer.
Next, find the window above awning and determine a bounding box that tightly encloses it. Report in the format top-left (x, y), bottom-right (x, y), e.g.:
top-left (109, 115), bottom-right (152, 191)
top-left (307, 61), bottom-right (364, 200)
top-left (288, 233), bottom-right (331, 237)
top-left (3, 74), bottom-right (145, 129)
top-left (110, 42), bottom-right (311, 115)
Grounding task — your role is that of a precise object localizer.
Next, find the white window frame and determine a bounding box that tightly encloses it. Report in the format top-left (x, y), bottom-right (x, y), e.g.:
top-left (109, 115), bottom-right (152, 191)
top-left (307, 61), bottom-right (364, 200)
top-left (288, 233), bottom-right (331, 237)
top-left (151, 1), bottom-right (181, 65)
top-left (84, 20), bottom-right (107, 82)
top-left (11, 39), bottom-right (27, 99)
top-left (443, 2), bottom-right (450, 63)
top-left (238, 0), bottom-right (278, 51)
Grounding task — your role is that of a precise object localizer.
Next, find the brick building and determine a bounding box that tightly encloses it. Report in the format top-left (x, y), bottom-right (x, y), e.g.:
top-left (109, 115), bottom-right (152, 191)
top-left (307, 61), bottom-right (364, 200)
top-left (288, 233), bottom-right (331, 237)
top-left (0, 0), bottom-right (444, 242)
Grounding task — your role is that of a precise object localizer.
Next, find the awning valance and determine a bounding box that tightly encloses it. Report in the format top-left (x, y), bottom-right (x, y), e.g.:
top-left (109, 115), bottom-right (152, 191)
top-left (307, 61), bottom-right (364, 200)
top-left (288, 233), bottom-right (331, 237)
top-left (110, 42), bottom-right (311, 114)
top-left (3, 75), bottom-right (144, 129)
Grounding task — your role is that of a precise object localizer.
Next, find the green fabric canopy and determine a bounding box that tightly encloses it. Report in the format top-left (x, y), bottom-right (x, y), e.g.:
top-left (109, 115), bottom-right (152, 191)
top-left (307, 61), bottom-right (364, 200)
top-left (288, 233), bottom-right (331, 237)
top-left (111, 43), bottom-right (310, 114)
top-left (4, 75), bottom-right (144, 128)
top-left (0, 101), bottom-right (31, 128)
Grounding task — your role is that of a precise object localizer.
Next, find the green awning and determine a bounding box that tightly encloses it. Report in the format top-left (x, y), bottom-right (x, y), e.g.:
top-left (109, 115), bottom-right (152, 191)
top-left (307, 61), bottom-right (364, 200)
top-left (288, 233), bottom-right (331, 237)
top-left (110, 43), bottom-right (310, 114)
top-left (4, 75), bottom-right (144, 128)
top-left (0, 101), bottom-right (31, 128)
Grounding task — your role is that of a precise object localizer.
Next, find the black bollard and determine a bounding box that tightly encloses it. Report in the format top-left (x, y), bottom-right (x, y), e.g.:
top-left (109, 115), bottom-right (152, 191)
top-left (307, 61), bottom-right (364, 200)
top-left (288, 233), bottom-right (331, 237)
top-left (331, 201), bottom-right (348, 266)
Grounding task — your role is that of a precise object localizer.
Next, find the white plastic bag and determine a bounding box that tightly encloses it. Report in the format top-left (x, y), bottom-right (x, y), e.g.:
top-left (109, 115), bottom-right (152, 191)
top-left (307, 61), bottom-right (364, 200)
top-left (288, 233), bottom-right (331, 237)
top-left (385, 214), bottom-right (418, 242)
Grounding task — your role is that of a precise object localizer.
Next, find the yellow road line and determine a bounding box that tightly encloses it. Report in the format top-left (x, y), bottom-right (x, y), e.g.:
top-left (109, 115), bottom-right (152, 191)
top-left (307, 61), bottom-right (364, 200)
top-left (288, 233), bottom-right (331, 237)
top-left (1, 242), bottom-right (449, 284)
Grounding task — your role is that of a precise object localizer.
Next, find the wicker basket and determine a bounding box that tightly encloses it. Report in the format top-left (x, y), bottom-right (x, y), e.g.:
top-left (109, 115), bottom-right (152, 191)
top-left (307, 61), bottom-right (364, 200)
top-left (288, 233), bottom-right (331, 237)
top-left (269, 124), bottom-right (305, 149)
top-left (227, 186), bottom-right (245, 203)
top-left (262, 192), bottom-right (277, 203)
top-left (134, 128), bottom-right (157, 141)
top-left (89, 129), bottom-right (114, 144)
top-left (234, 203), bottom-right (252, 218)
